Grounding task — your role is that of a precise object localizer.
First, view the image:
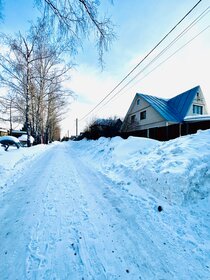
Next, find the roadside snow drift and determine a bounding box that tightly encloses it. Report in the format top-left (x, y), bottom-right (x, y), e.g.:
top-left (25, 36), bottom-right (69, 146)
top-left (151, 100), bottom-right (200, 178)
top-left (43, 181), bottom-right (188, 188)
top-left (0, 130), bottom-right (209, 279)
top-left (72, 130), bottom-right (210, 205)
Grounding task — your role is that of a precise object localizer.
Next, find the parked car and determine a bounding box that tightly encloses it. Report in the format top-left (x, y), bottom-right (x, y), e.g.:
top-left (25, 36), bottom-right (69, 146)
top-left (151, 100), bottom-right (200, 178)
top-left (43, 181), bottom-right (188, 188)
top-left (0, 136), bottom-right (21, 151)
top-left (18, 134), bottom-right (34, 146)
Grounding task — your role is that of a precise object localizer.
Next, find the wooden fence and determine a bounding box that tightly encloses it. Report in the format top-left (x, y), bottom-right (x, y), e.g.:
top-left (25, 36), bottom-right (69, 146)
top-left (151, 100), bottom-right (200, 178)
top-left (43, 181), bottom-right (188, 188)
top-left (120, 121), bottom-right (210, 141)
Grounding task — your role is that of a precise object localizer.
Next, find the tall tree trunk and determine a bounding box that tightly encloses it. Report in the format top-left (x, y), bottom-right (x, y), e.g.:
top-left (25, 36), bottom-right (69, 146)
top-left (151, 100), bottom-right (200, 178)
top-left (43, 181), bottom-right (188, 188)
top-left (26, 59), bottom-right (31, 147)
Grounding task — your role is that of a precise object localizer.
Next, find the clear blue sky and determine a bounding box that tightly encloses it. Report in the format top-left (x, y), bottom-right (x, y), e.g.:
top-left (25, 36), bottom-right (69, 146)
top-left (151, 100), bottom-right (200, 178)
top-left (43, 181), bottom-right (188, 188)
top-left (0, 0), bottom-right (39, 34)
top-left (0, 0), bottom-right (210, 135)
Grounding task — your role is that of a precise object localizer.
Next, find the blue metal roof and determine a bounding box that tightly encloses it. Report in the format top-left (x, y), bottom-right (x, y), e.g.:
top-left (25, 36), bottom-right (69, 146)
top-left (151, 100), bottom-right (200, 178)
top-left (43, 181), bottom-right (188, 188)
top-left (137, 86), bottom-right (200, 122)
top-left (168, 86), bottom-right (200, 120)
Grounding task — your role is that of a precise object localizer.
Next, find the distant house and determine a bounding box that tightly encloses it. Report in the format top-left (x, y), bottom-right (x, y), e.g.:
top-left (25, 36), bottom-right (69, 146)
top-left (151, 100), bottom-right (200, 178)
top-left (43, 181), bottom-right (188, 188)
top-left (0, 128), bottom-right (8, 137)
top-left (121, 86), bottom-right (208, 135)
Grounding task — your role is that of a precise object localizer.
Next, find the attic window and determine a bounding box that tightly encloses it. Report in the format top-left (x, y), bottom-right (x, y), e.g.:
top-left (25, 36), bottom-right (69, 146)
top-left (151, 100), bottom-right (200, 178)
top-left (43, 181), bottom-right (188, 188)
top-left (196, 92), bottom-right (201, 101)
top-left (137, 99), bottom-right (140, 105)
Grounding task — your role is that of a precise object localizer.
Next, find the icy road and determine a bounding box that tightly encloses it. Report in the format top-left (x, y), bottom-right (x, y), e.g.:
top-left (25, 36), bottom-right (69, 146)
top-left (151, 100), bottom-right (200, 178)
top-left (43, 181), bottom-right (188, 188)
top-left (0, 134), bottom-right (210, 279)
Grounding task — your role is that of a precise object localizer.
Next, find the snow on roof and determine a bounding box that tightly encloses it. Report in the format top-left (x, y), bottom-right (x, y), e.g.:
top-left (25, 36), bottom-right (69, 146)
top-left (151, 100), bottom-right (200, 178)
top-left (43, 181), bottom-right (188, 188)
top-left (0, 128), bottom-right (8, 132)
top-left (184, 115), bottom-right (210, 122)
top-left (12, 130), bottom-right (27, 134)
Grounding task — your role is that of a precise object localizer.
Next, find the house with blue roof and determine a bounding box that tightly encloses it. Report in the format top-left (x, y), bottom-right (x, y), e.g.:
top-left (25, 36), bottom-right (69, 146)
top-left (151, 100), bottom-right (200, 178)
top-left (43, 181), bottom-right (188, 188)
top-left (121, 86), bottom-right (208, 134)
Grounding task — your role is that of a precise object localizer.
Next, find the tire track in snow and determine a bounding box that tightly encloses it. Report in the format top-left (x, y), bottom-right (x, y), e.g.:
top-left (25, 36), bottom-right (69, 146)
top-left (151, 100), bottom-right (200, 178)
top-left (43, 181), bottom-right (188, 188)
top-left (68, 145), bottom-right (209, 280)
top-left (1, 142), bottom-right (208, 279)
top-left (0, 148), bottom-right (56, 280)
top-left (23, 144), bottom-right (108, 279)
top-left (63, 146), bottom-right (158, 279)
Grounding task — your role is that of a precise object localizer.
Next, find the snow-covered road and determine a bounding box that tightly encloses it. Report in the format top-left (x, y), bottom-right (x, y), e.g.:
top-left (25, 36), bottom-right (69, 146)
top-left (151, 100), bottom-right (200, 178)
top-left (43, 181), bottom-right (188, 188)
top-left (0, 135), bottom-right (209, 279)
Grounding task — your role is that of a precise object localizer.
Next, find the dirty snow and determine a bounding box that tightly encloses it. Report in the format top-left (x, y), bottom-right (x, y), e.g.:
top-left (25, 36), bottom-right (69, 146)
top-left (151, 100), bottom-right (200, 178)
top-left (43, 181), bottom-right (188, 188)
top-left (0, 130), bottom-right (209, 279)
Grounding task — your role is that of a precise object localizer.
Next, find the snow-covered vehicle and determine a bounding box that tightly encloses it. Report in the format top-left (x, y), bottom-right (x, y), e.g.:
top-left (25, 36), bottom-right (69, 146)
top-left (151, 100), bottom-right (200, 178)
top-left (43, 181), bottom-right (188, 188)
top-left (0, 136), bottom-right (21, 151)
top-left (18, 134), bottom-right (34, 146)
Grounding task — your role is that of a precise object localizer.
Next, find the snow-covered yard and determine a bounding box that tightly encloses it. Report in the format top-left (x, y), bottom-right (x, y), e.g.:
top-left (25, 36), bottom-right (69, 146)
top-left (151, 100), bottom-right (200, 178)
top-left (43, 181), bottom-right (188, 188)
top-left (0, 130), bottom-right (209, 279)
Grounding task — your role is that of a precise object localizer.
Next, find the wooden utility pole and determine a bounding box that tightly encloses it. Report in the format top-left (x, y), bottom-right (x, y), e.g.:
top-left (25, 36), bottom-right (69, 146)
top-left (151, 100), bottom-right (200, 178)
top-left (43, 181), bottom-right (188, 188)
top-left (76, 118), bottom-right (78, 137)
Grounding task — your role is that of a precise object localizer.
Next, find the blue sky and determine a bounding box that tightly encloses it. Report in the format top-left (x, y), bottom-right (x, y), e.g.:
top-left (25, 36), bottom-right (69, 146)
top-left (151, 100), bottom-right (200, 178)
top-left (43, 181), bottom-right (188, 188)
top-left (0, 0), bottom-right (210, 135)
top-left (0, 0), bottom-right (38, 34)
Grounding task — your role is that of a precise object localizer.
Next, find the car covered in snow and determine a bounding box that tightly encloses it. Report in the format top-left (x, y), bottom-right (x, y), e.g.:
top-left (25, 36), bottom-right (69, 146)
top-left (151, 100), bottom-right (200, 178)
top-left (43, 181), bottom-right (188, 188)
top-left (0, 135), bottom-right (21, 151)
top-left (18, 134), bottom-right (34, 146)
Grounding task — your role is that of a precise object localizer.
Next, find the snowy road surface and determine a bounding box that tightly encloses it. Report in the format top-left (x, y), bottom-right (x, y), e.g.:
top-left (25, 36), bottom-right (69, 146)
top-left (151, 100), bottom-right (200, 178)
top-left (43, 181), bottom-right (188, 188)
top-left (0, 136), bottom-right (210, 279)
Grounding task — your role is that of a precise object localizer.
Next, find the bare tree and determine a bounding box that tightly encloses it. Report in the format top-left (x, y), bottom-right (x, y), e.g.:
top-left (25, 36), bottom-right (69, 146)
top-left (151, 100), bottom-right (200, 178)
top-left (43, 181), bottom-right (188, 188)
top-left (0, 30), bottom-right (43, 146)
top-left (1, 1), bottom-right (115, 66)
top-left (35, 0), bottom-right (115, 65)
top-left (30, 22), bottom-right (73, 143)
top-left (0, 93), bottom-right (22, 133)
top-left (0, 1), bottom-right (115, 143)
top-left (0, 22), bottom-right (73, 145)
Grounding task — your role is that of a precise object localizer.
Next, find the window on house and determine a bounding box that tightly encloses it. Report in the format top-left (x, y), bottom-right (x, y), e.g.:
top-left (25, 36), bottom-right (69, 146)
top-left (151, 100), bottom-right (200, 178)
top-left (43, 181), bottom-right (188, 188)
top-left (193, 105), bottom-right (203, 115)
top-left (131, 115), bottom-right (136, 123)
top-left (140, 110), bottom-right (146, 120)
top-left (137, 99), bottom-right (140, 105)
top-left (196, 92), bottom-right (202, 101)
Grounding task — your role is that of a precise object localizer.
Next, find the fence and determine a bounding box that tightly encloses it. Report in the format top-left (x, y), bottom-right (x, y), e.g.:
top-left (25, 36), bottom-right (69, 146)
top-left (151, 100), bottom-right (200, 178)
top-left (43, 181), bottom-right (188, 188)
top-left (120, 121), bottom-right (210, 141)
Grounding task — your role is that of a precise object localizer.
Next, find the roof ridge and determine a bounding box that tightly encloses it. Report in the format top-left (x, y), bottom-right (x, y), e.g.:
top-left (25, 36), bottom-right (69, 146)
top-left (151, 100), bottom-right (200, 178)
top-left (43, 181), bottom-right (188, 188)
top-left (137, 93), bottom-right (168, 101)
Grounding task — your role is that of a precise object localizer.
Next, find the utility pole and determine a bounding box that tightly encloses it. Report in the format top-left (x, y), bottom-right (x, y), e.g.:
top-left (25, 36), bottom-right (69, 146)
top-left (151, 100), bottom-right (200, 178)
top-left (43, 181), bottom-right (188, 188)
top-left (76, 118), bottom-right (78, 137)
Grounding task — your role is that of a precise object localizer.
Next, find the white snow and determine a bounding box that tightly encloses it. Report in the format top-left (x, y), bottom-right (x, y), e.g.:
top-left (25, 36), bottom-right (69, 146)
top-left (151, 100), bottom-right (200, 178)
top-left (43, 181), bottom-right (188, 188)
top-left (184, 115), bottom-right (210, 122)
top-left (0, 130), bottom-right (209, 279)
top-left (0, 135), bottom-right (20, 143)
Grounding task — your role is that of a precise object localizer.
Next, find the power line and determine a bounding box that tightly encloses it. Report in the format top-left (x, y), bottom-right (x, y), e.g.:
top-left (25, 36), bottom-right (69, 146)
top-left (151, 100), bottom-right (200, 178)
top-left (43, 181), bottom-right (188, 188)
top-left (79, 0), bottom-right (203, 121)
top-left (94, 9), bottom-right (210, 112)
top-left (96, 24), bottom-right (209, 112)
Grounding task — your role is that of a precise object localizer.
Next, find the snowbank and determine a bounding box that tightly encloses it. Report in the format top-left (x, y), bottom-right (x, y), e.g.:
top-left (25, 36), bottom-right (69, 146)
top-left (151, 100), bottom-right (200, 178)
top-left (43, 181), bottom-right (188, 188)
top-left (1, 130), bottom-right (210, 205)
top-left (0, 131), bottom-right (209, 279)
top-left (70, 130), bottom-right (210, 205)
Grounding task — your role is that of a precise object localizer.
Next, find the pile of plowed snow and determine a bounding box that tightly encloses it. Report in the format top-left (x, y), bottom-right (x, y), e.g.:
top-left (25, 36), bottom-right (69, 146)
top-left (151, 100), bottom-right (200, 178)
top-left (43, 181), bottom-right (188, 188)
top-left (71, 129), bottom-right (210, 205)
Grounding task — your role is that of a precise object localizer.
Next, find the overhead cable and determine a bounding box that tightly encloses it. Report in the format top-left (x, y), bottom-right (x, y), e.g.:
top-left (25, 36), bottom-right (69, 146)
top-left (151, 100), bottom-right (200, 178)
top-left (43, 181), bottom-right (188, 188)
top-left (79, 0), bottom-right (203, 121)
top-left (93, 9), bottom-right (210, 112)
top-left (95, 24), bottom-right (210, 113)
